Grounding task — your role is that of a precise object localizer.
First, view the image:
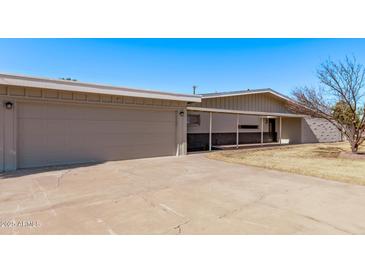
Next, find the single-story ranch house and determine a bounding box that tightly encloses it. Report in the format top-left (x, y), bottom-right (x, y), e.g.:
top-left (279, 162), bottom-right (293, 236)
top-left (0, 73), bottom-right (342, 172)
top-left (187, 89), bottom-right (342, 151)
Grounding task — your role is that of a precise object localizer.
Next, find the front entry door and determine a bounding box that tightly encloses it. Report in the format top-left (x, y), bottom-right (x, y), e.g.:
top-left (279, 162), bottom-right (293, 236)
top-left (268, 119), bottom-right (277, 142)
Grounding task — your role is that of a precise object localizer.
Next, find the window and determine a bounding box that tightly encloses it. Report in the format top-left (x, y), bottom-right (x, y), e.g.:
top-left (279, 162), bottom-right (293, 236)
top-left (188, 114), bottom-right (200, 126)
top-left (238, 125), bottom-right (259, 129)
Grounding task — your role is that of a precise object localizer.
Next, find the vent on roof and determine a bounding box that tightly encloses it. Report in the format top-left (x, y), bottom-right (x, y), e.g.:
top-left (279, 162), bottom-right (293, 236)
top-left (60, 77), bottom-right (78, 81)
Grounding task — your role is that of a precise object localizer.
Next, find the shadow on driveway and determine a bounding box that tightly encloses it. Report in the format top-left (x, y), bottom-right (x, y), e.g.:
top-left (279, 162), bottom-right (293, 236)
top-left (0, 161), bottom-right (105, 179)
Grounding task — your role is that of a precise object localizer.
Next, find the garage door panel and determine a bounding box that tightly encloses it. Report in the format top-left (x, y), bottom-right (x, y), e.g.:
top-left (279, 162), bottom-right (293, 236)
top-left (18, 118), bottom-right (72, 135)
top-left (18, 119), bottom-right (45, 134)
top-left (44, 120), bottom-right (70, 134)
top-left (18, 137), bottom-right (45, 150)
top-left (111, 122), bottom-right (175, 133)
top-left (68, 133), bottom-right (175, 149)
top-left (18, 103), bottom-right (174, 120)
top-left (19, 138), bottom-right (69, 156)
top-left (18, 103), bottom-right (45, 118)
top-left (17, 102), bottom-right (177, 169)
top-left (63, 142), bottom-right (177, 163)
top-left (18, 154), bottom-right (46, 167)
top-left (66, 120), bottom-right (174, 134)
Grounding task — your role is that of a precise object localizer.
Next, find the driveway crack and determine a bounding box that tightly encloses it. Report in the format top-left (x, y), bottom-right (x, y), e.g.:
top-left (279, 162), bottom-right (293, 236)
top-left (96, 218), bottom-right (116, 235)
top-left (296, 213), bottom-right (352, 234)
top-left (259, 201), bottom-right (353, 234)
top-left (32, 181), bottom-right (57, 216)
top-left (218, 193), bottom-right (266, 219)
top-left (57, 169), bottom-right (72, 187)
top-left (173, 220), bottom-right (190, 234)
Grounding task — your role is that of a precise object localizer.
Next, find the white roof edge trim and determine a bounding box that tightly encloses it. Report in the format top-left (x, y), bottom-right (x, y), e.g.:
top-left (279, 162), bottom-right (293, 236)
top-left (201, 90), bottom-right (296, 104)
top-left (0, 73), bottom-right (201, 103)
top-left (187, 106), bottom-right (307, 118)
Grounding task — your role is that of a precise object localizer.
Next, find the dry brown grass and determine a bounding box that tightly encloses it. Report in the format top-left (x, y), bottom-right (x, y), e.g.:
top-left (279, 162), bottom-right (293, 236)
top-left (207, 142), bottom-right (365, 185)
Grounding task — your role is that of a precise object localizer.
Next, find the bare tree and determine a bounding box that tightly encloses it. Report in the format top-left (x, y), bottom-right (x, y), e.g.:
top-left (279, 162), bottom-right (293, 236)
top-left (288, 57), bottom-right (365, 153)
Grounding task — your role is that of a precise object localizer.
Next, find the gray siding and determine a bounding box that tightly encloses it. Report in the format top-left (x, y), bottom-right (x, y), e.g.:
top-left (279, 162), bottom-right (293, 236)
top-left (193, 93), bottom-right (290, 113)
top-left (281, 118), bottom-right (302, 144)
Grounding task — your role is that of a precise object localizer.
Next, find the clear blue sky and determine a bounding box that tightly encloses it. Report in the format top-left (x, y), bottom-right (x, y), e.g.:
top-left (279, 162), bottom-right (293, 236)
top-left (1, 39), bottom-right (365, 96)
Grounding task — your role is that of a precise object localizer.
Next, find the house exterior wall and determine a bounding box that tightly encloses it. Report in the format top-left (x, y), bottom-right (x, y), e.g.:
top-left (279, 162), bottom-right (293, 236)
top-left (188, 93), bottom-right (342, 149)
top-left (188, 111), bottom-right (271, 134)
top-left (191, 93), bottom-right (290, 113)
top-left (0, 85), bottom-right (188, 171)
top-left (187, 92), bottom-right (293, 151)
top-left (281, 117), bottom-right (302, 144)
top-left (301, 117), bottom-right (342, 143)
top-left (187, 111), bottom-right (280, 151)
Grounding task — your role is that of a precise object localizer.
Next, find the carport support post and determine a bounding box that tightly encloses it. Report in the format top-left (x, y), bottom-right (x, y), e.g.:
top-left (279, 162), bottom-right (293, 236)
top-left (209, 112), bottom-right (212, 151)
top-left (261, 117), bottom-right (264, 146)
top-left (279, 116), bottom-right (282, 144)
top-left (236, 114), bottom-right (239, 148)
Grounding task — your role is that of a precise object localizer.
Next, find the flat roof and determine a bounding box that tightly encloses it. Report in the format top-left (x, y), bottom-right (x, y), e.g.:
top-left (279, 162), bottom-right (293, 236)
top-left (0, 73), bottom-right (201, 103)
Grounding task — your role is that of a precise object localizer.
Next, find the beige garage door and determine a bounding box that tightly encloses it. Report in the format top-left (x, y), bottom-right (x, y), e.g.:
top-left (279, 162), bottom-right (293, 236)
top-left (17, 102), bottom-right (177, 168)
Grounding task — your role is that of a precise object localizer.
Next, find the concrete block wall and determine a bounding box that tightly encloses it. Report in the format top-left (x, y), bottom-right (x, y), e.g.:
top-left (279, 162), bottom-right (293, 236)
top-left (301, 117), bottom-right (342, 143)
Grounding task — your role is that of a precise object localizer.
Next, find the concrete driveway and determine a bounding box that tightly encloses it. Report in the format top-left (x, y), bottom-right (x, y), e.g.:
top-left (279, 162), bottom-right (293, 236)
top-left (1, 154), bottom-right (365, 234)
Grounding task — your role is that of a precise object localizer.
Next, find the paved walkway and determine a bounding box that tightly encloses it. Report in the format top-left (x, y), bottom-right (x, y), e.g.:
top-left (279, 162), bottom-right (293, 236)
top-left (0, 154), bottom-right (364, 234)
